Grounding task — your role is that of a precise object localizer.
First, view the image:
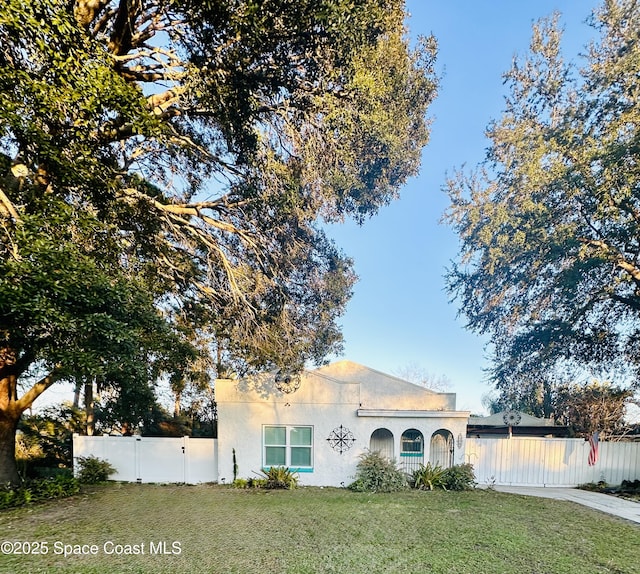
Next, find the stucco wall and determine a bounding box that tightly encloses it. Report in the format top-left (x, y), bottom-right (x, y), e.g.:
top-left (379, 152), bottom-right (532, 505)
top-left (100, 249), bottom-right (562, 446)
top-left (216, 366), bottom-right (470, 487)
top-left (217, 396), bottom-right (362, 486)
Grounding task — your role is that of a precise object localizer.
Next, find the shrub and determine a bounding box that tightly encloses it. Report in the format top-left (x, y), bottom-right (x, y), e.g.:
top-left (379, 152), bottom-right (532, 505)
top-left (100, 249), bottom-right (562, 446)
top-left (260, 466), bottom-right (298, 489)
top-left (348, 450), bottom-right (407, 493)
top-left (411, 463), bottom-right (447, 491)
top-left (0, 475), bottom-right (80, 510)
top-left (247, 477), bottom-right (267, 489)
top-left (442, 463), bottom-right (475, 491)
top-left (17, 404), bottom-right (86, 477)
top-left (578, 480), bottom-right (608, 492)
top-left (410, 463), bottom-right (476, 491)
top-left (76, 456), bottom-right (116, 484)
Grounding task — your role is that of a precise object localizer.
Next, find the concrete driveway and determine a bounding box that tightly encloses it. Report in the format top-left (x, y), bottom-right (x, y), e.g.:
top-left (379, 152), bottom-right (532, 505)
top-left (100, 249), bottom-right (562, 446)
top-left (495, 485), bottom-right (640, 524)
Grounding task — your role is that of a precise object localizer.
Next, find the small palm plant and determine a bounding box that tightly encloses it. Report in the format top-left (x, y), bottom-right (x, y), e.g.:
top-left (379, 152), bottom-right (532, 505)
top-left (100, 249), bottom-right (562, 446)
top-left (260, 466), bottom-right (298, 489)
top-left (411, 462), bottom-right (447, 491)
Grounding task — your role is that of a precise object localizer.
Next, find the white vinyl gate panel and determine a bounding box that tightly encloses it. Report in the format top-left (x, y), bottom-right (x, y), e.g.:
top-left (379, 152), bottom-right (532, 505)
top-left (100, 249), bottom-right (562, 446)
top-left (138, 437), bottom-right (185, 483)
top-left (185, 438), bottom-right (218, 484)
top-left (100, 437), bottom-right (138, 482)
top-left (73, 435), bottom-right (218, 484)
top-left (467, 437), bottom-right (640, 487)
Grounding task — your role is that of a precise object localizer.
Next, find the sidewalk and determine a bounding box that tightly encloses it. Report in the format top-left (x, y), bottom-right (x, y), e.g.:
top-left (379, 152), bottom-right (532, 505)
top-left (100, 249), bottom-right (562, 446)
top-left (494, 485), bottom-right (640, 525)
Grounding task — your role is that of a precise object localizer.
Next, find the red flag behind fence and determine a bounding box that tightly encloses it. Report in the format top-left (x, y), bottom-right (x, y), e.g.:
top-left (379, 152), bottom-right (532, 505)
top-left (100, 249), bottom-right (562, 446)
top-left (588, 431), bottom-right (599, 466)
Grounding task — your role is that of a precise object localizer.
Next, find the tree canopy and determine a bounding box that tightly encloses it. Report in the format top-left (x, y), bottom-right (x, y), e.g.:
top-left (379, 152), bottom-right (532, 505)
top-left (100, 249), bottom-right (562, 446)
top-left (0, 0), bottom-right (437, 482)
top-left (445, 0), bottom-right (640, 397)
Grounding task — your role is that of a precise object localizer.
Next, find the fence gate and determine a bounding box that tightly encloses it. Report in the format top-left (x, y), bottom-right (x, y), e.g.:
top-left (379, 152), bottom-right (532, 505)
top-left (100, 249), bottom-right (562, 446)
top-left (73, 435), bottom-right (218, 484)
top-left (430, 430), bottom-right (454, 469)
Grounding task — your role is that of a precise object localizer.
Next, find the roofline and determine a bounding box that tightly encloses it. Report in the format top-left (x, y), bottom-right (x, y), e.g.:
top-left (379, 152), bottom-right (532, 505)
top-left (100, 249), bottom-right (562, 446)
top-left (312, 361), bottom-right (444, 395)
top-left (358, 409), bottom-right (470, 419)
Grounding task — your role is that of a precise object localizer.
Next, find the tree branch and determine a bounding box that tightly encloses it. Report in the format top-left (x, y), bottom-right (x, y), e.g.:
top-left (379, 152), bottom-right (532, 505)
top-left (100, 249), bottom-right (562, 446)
top-left (0, 186), bottom-right (20, 223)
top-left (578, 237), bottom-right (640, 282)
top-left (16, 368), bottom-right (61, 414)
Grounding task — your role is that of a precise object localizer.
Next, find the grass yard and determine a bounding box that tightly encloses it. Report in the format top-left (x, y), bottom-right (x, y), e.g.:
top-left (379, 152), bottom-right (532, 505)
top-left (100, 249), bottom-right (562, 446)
top-left (0, 484), bottom-right (638, 574)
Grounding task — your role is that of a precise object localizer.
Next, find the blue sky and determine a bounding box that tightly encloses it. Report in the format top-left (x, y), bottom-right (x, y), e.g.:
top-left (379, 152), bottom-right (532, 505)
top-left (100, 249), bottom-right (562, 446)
top-left (325, 0), bottom-right (601, 414)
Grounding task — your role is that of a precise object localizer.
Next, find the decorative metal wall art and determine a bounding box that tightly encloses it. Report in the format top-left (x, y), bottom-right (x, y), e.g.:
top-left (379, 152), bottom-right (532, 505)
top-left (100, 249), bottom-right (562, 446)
top-left (275, 372), bottom-right (301, 394)
top-left (503, 410), bottom-right (522, 426)
top-left (326, 425), bottom-right (356, 454)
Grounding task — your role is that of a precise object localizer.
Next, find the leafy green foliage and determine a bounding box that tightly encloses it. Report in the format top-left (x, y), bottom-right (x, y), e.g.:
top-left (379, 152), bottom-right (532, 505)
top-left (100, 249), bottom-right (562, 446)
top-left (445, 1), bottom-right (640, 394)
top-left (17, 403), bottom-right (85, 477)
top-left (259, 466), bottom-right (299, 490)
top-left (0, 475), bottom-right (79, 509)
top-left (348, 450), bottom-right (407, 493)
top-left (0, 0), bottom-right (437, 483)
top-left (410, 462), bottom-right (447, 491)
top-left (554, 381), bottom-right (635, 438)
top-left (411, 463), bottom-right (476, 491)
top-left (76, 456), bottom-right (116, 484)
top-left (441, 463), bottom-right (476, 491)
top-left (140, 402), bottom-right (217, 438)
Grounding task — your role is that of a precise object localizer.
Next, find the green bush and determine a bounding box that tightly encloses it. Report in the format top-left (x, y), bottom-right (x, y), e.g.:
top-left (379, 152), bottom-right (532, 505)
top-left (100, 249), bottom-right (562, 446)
top-left (260, 466), bottom-right (298, 489)
top-left (578, 480), bottom-right (608, 492)
top-left (442, 463), bottom-right (475, 491)
top-left (348, 450), bottom-right (407, 493)
top-left (247, 477), bottom-right (267, 489)
top-left (411, 462), bottom-right (447, 491)
top-left (76, 456), bottom-right (116, 484)
top-left (411, 463), bottom-right (476, 491)
top-left (17, 403), bottom-right (86, 478)
top-left (0, 475), bottom-right (80, 510)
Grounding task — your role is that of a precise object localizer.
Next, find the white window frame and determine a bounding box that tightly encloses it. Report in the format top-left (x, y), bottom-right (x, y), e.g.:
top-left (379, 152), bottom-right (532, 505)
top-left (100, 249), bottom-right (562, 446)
top-left (263, 425), bottom-right (313, 472)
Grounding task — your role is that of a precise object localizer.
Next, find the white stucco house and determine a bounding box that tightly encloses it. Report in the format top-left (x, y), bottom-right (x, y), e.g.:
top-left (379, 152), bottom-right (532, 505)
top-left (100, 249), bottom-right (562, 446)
top-left (216, 360), bottom-right (470, 487)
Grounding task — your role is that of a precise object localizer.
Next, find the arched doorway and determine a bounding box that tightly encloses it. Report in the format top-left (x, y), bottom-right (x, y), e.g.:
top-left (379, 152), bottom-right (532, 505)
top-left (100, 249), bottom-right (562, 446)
top-left (400, 428), bottom-right (424, 474)
top-left (369, 428), bottom-right (394, 460)
top-left (430, 429), bottom-right (454, 468)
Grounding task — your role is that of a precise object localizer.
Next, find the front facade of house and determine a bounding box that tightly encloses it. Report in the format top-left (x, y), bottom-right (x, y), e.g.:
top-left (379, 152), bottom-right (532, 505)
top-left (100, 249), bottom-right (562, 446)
top-left (216, 360), bottom-right (470, 486)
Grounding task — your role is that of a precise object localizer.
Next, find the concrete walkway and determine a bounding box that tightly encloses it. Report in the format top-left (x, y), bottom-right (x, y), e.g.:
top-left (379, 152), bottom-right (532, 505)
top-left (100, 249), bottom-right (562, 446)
top-left (495, 485), bottom-right (640, 525)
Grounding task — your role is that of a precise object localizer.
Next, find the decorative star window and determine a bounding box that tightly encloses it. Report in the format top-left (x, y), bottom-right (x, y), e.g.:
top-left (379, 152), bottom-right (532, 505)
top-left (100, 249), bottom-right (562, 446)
top-left (326, 425), bottom-right (356, 454)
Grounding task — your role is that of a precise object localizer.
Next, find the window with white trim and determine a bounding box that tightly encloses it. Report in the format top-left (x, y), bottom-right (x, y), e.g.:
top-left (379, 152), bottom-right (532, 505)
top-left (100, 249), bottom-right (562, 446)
top-left (263, 425), bottom-right (313, 471)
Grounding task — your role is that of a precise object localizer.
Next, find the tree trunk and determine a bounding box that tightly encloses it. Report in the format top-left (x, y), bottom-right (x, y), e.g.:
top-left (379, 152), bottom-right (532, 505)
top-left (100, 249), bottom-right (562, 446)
top-left (174, 391), bottom-right (181, 418)
top-left (0, 358), bottom-right (59, 485)
top-left (0, 410), bottom-right (20, 485)
top-left (73, 381), bottom-right (82, 409)
top-left (85, 380), bottom-right (95, 436)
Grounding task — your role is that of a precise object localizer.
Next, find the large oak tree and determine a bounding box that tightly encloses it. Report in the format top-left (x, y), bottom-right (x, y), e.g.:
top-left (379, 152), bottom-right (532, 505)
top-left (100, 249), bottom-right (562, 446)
top-left (446, 1), bottom-right (639, 403)
top-left (0, 0), bottom-right (438, 483)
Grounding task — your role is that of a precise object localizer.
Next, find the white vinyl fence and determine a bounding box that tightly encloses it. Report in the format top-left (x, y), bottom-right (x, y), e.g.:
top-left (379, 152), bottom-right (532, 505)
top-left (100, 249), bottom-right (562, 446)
top-left (466, 437), bottom-right (640, 487)
top-left (73, 435), bottom-right (640, 487)
top-left (73, 434), bottom-right (218, 484)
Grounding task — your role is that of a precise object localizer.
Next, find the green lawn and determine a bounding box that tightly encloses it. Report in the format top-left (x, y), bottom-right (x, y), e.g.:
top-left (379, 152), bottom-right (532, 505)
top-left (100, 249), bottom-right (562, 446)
top-left (0, 484), bottom-right (638, 574)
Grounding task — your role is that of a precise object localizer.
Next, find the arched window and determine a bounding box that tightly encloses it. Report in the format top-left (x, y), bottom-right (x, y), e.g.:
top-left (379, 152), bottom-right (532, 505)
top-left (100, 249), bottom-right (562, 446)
top-left (369, 428), bottom-right (394, 460)
top-left (400, 429), bottom-right (424, 473)
top-left (430, 429), bottom-right (454, 468)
